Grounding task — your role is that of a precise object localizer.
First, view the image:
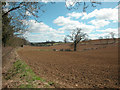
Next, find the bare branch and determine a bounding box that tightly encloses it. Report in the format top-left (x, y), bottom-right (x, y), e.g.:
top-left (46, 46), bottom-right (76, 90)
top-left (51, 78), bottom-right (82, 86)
top-left (65, 0), bottom-right (101, 12)
top-left (2, 2), bottom-right (24, 17)
top-left (67, 28), bottom-right (88, 51)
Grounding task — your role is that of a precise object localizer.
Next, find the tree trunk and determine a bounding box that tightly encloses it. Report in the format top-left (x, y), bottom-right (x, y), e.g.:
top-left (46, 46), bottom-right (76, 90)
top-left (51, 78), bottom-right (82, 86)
top-left (74, 41), bottom-right (77, 51)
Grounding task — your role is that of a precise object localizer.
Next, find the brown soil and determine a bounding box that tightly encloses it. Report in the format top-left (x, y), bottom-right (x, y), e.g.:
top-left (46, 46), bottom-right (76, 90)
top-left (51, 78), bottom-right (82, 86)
top-left (2, 47), bottom-right (17, 74)
top-left (2, 47), bottom-right (54, 88)
top-left (17, 41), bottom-right (119, 88)
top-left (2, 47), bottom-right (18, 88)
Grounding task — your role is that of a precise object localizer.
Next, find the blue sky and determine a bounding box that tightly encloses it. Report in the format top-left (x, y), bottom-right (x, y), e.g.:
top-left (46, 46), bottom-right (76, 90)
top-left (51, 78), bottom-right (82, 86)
top-left (22, 2), bottom-right (119, 42)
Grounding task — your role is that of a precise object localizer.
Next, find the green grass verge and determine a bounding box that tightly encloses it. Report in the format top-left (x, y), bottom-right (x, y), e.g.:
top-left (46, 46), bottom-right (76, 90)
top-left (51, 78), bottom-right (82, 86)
top-left (3, 60), bottom-right (50, 88)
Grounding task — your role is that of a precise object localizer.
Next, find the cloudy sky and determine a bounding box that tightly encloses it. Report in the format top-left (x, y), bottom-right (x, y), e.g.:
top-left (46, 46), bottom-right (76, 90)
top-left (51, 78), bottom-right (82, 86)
top-left (23, 2), bottom-right (119, 42)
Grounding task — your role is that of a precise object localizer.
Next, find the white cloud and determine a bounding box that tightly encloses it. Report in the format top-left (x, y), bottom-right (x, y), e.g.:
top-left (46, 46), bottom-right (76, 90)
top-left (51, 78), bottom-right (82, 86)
top-left (5, 2), bottom-right (9, 7)
top-left (41, 0), bottom-right (49, 3)
top-left (90, 28), bottom-right (118, 39)
top-left (53, 6), bottom-right (118, 40)
top-left (3, 8), bottom-right (8, 13)
top-left (115, 4), bottom-right (120, 9)
top-left (65, 0), bottom-right (76, 7)
top-left (27, 20), bottom-right (64, 33)
top-left (53, 16), bottom-right (95, 34)
top-left (23, 6), bottom-right (119, 42)
top-left (82, 8), bottom-right (118, 22)
top-left (25, 33), bottom-right (65, 42)
top-left (118, 4), bottom-right (120, 23)
top-left (96, 28), bottom-right (118, 34)
top-left (41, 0), bottom-right (54, 3)
top-left (89, 33), bottom-right (109, 40)
top-left (67, 12), bottom-right (83, 19)
top-left (53, 16), bottom-right (78, 26)
top-left (89, 20), bottom-right (110, 28)
top-left (3, 2), bottom-right (9, 12)
top-left (23, 20), bottom-right (65, 42)
top-left (26, 11), bottom-right (31, 16)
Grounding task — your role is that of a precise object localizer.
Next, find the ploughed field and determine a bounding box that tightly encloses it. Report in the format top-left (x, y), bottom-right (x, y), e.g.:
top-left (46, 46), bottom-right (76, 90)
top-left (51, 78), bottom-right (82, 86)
top-left (17, 42), bottom-right (119, 88)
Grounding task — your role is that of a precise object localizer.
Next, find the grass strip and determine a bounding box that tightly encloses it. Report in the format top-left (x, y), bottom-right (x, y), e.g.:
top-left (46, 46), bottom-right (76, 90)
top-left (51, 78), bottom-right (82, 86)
top-left (3, 60), bottom-right (51, 88)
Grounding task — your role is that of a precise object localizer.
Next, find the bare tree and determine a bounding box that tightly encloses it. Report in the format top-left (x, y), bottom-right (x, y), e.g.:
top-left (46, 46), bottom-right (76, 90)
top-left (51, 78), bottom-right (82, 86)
top-left (110, 32), bottom-right (116, 43)
top-left (67, 28), bottom-right (88, 51)
top-left (99, 36), bottom-right (103, 44)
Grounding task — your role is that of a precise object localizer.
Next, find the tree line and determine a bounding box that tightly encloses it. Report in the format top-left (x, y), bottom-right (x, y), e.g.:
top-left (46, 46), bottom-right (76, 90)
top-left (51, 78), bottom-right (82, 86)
top-left (2, 3), bottom-right (28, 47)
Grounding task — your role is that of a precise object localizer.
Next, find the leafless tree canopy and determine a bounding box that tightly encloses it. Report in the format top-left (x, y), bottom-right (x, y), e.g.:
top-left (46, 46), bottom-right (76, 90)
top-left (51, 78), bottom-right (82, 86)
top-left (2, 2), bottom-right (45, 18)
top-left (68, 28), bottom-right (87, 42)
top-left (67, 28), bottom-right (88, 51)
top-left (65, 0), bottom-right (101, 12)
top-left (2, 2), bottom-right (47, 36)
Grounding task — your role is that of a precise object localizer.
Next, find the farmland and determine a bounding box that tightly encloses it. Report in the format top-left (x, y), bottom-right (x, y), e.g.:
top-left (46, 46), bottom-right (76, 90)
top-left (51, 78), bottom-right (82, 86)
top-left (2, 1), bottom-right (119, 89)
top-left (16, 40), bottom-right (119, 88)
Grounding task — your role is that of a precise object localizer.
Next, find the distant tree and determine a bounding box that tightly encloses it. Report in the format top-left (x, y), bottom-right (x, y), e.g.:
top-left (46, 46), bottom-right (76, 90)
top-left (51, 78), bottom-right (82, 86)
top-left (64, 37), bottom-right (68, 43)
top-left (110, 32), bottom-right (116, 43)
top-left (67, 28), bottom-right (88, 51)
top-left (99, 36), bottom-right (103, 44)
top-left (51, 41), bottom-right (55, 46)
top-left (104, 35), bottom-right (110, 44)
